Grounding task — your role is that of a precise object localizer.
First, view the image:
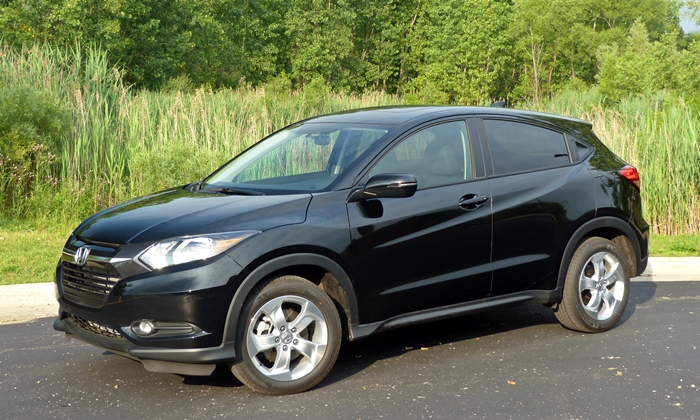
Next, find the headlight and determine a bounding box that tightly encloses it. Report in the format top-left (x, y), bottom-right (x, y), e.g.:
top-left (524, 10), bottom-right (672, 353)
top-left (138, 231), bottom-right (259, 270)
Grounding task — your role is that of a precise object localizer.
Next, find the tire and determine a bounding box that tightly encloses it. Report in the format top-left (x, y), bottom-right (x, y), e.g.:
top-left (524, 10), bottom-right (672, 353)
top-left (230, 275), bottom-right (341, 395)
top-left (554, 237), bottom-right (631, 333)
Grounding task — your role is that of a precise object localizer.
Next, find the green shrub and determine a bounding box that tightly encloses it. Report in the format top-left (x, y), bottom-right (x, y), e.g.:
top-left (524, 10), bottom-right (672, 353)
top-left (302, 76), bottom-right (330, 108)
top-left (404, 76), bottom-right (450, 105)
top-left (161, 75), bottom-right (195, 94)
top-left (264, 73), bottom-right (293, 101)
top-left (0, 83), bottom-right (70, 216)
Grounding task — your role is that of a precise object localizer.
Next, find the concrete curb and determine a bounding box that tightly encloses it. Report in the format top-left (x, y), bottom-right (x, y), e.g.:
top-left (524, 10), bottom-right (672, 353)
top-left (1, 257), bottom-right (698, 325)
top-left (632, 257), bottom-right (700, 282)
top-left (0, 283), bottom-right (58, 325)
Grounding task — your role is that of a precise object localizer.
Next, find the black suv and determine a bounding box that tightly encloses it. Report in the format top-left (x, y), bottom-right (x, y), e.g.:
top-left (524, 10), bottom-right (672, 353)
top-left (54, 106), bottom-right (649, 394)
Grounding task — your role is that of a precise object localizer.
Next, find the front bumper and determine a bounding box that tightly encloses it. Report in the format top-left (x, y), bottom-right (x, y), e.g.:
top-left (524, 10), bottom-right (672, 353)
top-left (53, 317), bottom-right (237, 375)
top-left (54, 249), bottom-right (246, 375)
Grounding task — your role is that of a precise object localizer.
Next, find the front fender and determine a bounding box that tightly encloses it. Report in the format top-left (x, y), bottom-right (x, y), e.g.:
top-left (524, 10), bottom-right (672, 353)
top-left (221, 253), bottom-right (359, 345)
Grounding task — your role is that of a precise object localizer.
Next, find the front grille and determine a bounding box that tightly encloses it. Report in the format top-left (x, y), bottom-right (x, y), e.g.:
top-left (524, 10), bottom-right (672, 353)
top-left (61, 261), bottom-right (121, 308)
top-left (66, 313), bottom-right (124, 340)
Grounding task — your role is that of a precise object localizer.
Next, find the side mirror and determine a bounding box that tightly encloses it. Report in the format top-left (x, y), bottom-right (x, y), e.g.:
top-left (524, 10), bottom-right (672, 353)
top-left (348, 173), bottom-right (417, 202)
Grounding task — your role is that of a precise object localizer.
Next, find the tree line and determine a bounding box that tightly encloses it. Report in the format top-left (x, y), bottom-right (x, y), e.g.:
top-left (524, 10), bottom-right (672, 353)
top-left (0, 0), bottom-right (697, 103)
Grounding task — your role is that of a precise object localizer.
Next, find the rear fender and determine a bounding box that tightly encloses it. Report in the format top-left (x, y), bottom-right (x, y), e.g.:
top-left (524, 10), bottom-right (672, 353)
top-left (556, 216), bottom-right (644, 299)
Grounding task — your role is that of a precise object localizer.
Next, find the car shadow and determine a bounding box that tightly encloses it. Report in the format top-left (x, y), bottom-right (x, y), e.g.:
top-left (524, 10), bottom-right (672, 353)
top-left (317, 303), bottom-right (561, 389)
top-left (137, 283), bottom-right (658, 391)
top-left (318, 282), bottom-right (657, 389)
top-left (166, 304), bottom-right (561, 391)
top-left (617, 280), bottom-right (657, 326)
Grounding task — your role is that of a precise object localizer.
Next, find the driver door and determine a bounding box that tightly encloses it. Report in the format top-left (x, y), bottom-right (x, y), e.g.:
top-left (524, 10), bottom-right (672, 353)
top-left (346, 119), bottom-right (493, 323)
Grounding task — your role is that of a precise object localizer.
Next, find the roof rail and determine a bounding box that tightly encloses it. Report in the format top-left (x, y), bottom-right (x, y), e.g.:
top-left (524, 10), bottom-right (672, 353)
top-left (490, 101), bottom-right (506, 108)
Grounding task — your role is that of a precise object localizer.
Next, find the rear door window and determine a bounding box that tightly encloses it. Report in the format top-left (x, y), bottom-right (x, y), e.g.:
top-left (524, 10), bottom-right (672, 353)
top-left (483, 119), bottom-right (570, 175)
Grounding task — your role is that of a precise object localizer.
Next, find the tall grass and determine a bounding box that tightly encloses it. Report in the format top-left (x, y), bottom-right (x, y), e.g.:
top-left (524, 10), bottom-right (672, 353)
top-left (1, 44), bottom-right (698, 234)
top-left (534, 89), bottom-right (700, 235)
top-left (0, 43), bottom-right (399, 226)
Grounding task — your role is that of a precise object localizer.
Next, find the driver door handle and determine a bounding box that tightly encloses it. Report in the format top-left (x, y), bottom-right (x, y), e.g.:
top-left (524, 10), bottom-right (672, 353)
top-left (459, 194), bottom-right (489, 211)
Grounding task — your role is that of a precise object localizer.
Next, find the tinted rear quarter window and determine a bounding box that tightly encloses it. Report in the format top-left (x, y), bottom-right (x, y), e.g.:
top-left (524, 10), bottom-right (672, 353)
top-left (483, 119), bottom-right (570, 175)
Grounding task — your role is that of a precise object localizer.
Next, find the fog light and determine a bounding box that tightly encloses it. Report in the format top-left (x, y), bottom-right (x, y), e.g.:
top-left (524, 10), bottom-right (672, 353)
top-left (131, 320), bottom-right (156, 336)
top-left (129, 320), bottom-right (202, 338)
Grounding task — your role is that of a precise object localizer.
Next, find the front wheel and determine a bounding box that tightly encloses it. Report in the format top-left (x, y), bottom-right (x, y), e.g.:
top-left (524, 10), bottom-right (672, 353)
top-left (230, 276), bottom-right (341, 394)
top-left (555, 237), bottom-right (631, 333)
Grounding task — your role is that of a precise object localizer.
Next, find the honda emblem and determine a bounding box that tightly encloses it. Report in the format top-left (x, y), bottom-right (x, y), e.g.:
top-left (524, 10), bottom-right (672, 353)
top-left (74, 247), bottom-right (91, 266)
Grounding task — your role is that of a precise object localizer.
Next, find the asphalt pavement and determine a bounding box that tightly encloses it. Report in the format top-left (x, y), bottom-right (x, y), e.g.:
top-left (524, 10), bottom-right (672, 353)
top-left (0, 270), bottom-right (698, 419)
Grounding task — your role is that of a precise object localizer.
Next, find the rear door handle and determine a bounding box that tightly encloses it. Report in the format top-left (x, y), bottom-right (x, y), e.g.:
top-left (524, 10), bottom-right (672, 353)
top-left (459, 194), bottom-right (489, 211)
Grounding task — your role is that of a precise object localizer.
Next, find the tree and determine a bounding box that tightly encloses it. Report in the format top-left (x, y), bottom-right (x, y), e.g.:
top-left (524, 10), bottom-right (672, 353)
top-left (45, 0), bottom-right (194, 88)
top-left (509, 0), bottom-right (682, 102)
top-left (0, 0), bottom-right (54, 45)
top-left (284, 0), bottom-right (356, 88)
top-left (183, 0), bottom-right (287, 87)
top-left (344, 0), bottom-right (418, 92)
top-left (405, 0), bottom-right (514, 104)
top-left (597, 19), bottom-right (700, 101)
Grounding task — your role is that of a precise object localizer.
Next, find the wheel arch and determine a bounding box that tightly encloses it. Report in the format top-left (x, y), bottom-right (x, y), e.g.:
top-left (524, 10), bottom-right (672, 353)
top-left (222, 253), bottom-right (359, 345)
top-left (556, 217), bottom-right (643, 296)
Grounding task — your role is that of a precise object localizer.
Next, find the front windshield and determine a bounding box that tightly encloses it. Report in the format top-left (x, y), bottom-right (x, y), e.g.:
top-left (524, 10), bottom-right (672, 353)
top-left (204, 122), bottom-right (390, 193)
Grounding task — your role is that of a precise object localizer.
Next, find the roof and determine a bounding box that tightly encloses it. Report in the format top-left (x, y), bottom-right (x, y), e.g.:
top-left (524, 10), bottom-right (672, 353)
top-left (306, 106), bottom-right (592, 129)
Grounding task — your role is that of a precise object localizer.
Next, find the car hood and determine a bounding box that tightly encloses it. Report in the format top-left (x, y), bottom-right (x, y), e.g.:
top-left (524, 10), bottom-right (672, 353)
top-left (73, 187), bottom-right (312, 245)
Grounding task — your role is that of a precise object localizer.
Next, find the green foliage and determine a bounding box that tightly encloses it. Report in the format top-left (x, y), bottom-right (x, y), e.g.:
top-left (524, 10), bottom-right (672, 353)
top-left (345, 0), bottom-right (414, 92)
top-left (2, 1), bottom-right (700, 236)
top-left (302, 76), bottom-right (330, 108)
top-left (48, 0), bottom-right (194, 89)
top-left (264, 73), bottom-right (292, 100)
top-left (128, 141), bottom-right (221, 192)
top-left (509, 0), bottom-right (681, 102)
top-left (596, 20), bottom-right (700, 102)
top-left (285, 0), bottom-right (356, 88)
top-left (0, 0), bottom-right (53, 45)
top-left (183, 0), bottom-right (287, 87)
top-left (0, 42), bottom-right (401, 224)
top-left (0, 84), bottom-right (70, 154)
top-left (0, 81), bottom-right (70, 217)
top-left (0, 0), bottom-right (689, 100)
top-left (405, 0), bottom-right (513, 104)
top-left (404, 78), bottom-right (450, 105)
top-left (161, 75), bottom-right (195, 94)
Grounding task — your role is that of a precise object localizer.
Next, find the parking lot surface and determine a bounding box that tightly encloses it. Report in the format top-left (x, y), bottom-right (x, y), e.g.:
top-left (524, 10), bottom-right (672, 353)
top-left (1, 281), bottom-right (698, 419)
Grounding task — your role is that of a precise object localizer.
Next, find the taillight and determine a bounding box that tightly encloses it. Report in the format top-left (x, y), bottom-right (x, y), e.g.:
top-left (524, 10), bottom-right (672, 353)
top-left (619, 165), bottom-right (640, 190)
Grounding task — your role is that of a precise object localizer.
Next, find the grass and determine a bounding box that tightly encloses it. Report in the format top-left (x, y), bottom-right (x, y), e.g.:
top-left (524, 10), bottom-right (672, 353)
top-left (649, 234), bottom-right (700, 257)
top-left (0, 222), bottom-right (71, 285)
top-left (3, 44), bottom-right (699, 235)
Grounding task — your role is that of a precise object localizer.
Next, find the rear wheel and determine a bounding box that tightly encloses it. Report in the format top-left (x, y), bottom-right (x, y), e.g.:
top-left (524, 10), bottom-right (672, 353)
top-left (230, 276), bottom-right (341, 394)
top-left (555, 237), bottom-right (630, 333)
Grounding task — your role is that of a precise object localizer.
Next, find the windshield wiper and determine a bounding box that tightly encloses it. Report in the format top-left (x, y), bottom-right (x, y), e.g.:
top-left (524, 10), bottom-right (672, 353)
top-left (204, 187), bottom-right (265, 196)
top-left (185, 180), bottom-right (204, 192)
